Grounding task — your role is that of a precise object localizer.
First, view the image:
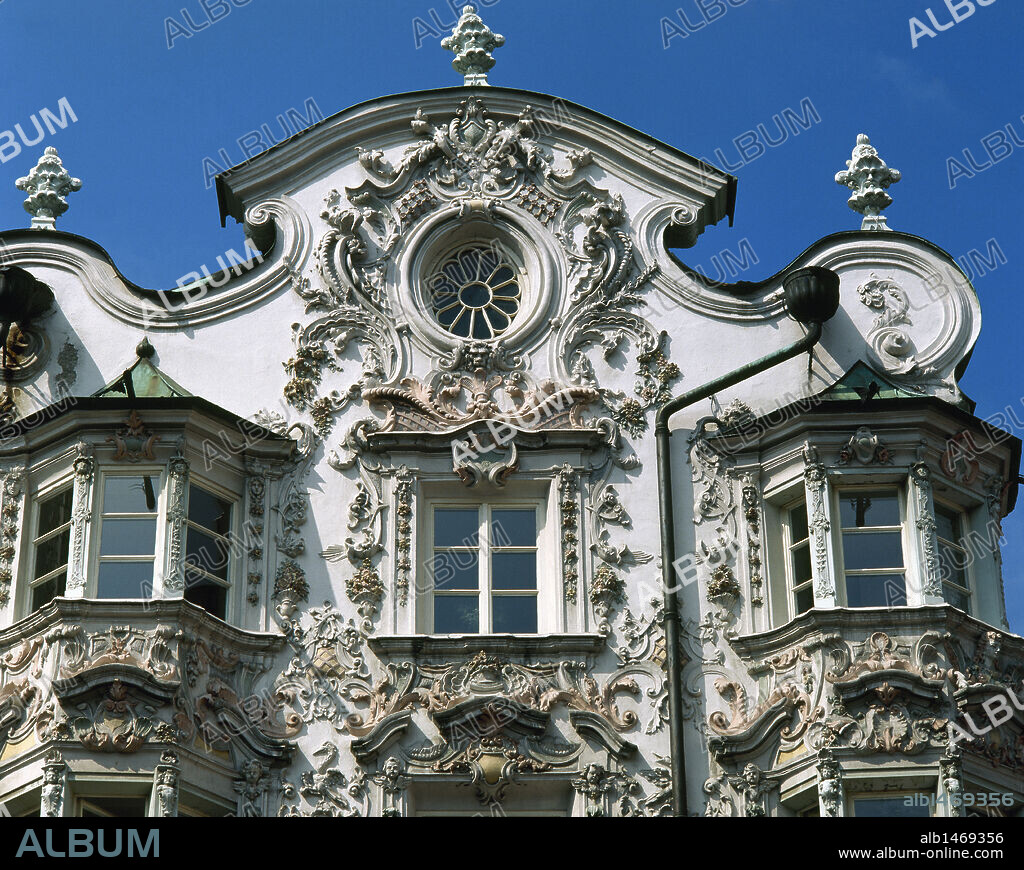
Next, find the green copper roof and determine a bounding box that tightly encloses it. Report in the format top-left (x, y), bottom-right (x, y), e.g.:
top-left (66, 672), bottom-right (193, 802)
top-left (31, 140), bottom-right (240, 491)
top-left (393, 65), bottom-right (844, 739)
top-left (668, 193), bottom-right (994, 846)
top-left (94, 356), bottom-right (191, 399)
top-left (818, 360), bottom-right (919, 403)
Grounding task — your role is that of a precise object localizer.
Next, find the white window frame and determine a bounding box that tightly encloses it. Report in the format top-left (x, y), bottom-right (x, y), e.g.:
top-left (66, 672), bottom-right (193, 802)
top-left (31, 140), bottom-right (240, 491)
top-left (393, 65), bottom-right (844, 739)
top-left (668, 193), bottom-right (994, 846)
top-left (24, 478), bottom-right (74, 615)
top-left (933, 497), bottom-right (973, 613)
top-left (89, 467), bottom-right (166, 600)
top-left (782, 498), bottom-right (813, 620)
top-left (181, 477), bottom-right (240, 623)
top-left (834, 484), bottom-right (910, 608)
top-left (422, 497), bottom-right (550, 635)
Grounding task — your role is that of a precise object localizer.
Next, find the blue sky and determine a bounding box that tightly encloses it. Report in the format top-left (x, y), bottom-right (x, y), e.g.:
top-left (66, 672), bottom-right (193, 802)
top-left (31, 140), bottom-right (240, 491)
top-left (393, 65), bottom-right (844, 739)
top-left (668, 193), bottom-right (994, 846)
top-left (1, 0), bottom-right (1021, 630)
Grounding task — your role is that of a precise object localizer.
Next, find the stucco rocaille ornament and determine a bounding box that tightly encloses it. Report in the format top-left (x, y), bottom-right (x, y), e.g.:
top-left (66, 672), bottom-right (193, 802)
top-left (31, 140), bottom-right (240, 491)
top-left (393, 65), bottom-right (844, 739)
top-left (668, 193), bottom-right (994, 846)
top-left (835, 134), bottom-right (901, 231)
top-left (16, 146), bottom-right (81, 230)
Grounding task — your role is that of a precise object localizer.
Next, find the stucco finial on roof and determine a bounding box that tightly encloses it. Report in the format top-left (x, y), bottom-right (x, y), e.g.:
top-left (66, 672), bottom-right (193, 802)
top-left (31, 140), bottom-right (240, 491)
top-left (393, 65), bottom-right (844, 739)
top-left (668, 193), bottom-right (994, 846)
top-left (835, 134), bottom-right (901, 231)
top-left (15, 147), bottom-right (82, 230)
top-left (441, 5), bottom-right (504, 86)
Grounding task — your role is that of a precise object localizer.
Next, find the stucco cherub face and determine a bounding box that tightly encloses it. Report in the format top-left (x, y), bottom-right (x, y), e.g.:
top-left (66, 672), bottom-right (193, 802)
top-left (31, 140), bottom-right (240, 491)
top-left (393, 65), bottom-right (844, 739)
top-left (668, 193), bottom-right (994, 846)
top-left (382, 757), bottom-right (401, 779)
top-left (742, 764), bottom-right (761, 787)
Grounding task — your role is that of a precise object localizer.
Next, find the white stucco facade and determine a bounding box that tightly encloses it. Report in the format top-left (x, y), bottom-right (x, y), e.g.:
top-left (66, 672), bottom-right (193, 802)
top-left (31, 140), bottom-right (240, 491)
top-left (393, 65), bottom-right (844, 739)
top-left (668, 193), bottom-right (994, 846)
top-left (0, 8), bottom-right (1021, 819)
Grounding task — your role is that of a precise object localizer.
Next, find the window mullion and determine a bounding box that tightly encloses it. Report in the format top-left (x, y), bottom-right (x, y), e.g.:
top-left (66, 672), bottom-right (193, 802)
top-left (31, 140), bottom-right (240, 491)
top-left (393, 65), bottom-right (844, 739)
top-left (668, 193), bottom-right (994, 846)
top-left (480, 505), bottom-right (491, 633)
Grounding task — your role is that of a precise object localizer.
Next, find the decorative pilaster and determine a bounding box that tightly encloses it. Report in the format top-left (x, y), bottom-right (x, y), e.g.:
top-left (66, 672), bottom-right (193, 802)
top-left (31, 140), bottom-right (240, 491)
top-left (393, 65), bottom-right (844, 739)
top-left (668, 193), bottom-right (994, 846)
top-left (939, 744), bottom-right (964, 818)
top-left (572, 763), bottom-right (615, 817)
top-left (741, 474), bottom-right (764, 609)
top-left (909, 448), bottom-right (943, 604)
top-left (802, 444), bottom-right (837, 606)
top-left (0, 464), bottom-right (26, 610)
top-left (234, 760), bottom-right (268, 817)
top-left (66, 442), bottom-right (94, 598)
top-left (40, 749), bottom-right (67, 817)
top-left (394, 466), bottom-right (414, 608)
top-left (984, 475), bottom-right (1011, 630)
top-left (153, 749), bottom-right (180, 817)
top-left (557, 463), bottom-right (580, 605)
top-left (815, 747), bottom-right (844, 817)
top-left (373, 756), bottom-right (410, 818)
top-left (164, 449), bottom-right (190, 596)
top-left (245, 461), bottom-right (268, 609)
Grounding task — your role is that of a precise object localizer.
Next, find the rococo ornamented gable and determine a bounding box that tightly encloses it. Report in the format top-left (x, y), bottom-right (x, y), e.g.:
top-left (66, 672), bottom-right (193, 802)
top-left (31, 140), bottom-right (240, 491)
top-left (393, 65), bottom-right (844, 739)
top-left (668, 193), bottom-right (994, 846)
top-left (0, 6), bottom-right (1021, 818)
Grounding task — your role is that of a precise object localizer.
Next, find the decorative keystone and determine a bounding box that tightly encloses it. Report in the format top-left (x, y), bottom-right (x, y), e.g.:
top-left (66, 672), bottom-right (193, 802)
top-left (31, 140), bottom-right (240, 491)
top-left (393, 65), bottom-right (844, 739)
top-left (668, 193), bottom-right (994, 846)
top-left (835, 134), bottom-right (901, 231)
top-left (441, 5), bottom-right (504, 86)
top-left (16, 147), bottom-right (82, 230)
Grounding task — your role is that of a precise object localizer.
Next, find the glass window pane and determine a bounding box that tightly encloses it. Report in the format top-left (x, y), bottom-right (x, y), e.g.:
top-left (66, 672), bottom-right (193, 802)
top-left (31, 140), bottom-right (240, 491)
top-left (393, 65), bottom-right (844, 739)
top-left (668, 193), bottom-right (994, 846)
top-left (184, 571), bottom-right (228, 619)
top-left (944, 583), bottom-right (970, 611)
top-left (853, 797), bottom-right (929, 818)
top-left (842, 532), bottom-right (904, 570)
top-left (31, 572), bottom-right (66, 611)
top-left (100, 518), bottom-right (157, 556)
top-left (934, 504), bottom-right (961, 543)
top-left (788, 503), bottom-right (808, 543)
top-left (37, 489), bottom-right (72, 537)
top-left (845, 573), bottom-right (906, 608)
top-left (434, 508), bottom-right (479, 547)
top-left (103, 476), bottom-right (158, 513)
top-left (96, 562), bottom-right (154, 599)
top-left (791, 543), bottom-right (812, 585)
top-left (492, 552), bottom-right (537, 590)
top-left (839, 491), bottom-right (900, 528)
top-left (185, 527), bottom-right (230, 580)
top-left (79, 796), bottom-right (148, 818)
top-left (794, 585), bottom-right (814, 616)
top-left (491, 509), bottom-right (536, 547)
top-left (432, 551), bottom-right (479, 590)
top-left (34, 528), bottom-right (70, 578)
top-left (493, 596), bottom-right (537, 633)
top-left (188, 486), bottom-right (231, 536)
top-left (938, 542), bottom-right (968, 588)
top-left (434, 595), bottom-right (478, 633)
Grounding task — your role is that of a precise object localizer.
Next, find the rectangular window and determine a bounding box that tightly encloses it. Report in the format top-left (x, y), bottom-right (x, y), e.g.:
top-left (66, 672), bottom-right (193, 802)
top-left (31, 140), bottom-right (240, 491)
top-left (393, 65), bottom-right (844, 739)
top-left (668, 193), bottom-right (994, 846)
top-left (838, 488), bottom-right (906, 607)
top-left (851, 794), bottom-right (932, 818)
top-left (786, 501), bottom-right (813, 617)
top-left (77, 795), bottom-right (149, 818)
top-left (29, 487), bottom-right (73, 611)
top-left (430, 504), bottom-right (538, 634)
top-left (96, 474), bottom-right (160, 599)
top-left (183, 484), bottom-right (234, 619)
top-left (935, 502), bottom-right (971, 612)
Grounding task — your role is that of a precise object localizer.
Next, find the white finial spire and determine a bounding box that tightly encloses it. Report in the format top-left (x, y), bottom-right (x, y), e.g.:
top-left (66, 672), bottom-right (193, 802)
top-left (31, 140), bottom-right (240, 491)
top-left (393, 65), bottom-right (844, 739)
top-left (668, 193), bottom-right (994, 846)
top-left (441, 5), bottom-right (504, 86)
top-left (15, 147), bottom-right (82, 230)
top-left (835, 134), bottom-right (901, 231)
